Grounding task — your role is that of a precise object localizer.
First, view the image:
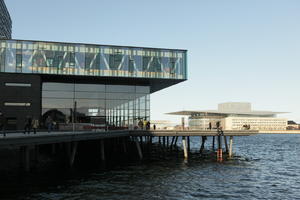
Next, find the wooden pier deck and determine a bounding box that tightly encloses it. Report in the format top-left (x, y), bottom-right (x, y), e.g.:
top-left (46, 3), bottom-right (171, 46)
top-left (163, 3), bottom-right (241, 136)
top-left (0, 130), bottom-right (258, 147)
top-left (129, 130), bottom-right (258, 137)
top-left (0, 129), bottom-right (258, 171)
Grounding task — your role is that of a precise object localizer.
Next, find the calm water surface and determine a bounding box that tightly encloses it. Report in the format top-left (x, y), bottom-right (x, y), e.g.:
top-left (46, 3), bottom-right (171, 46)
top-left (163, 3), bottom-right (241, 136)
top-left (1, 134), bottom-right (300, 200)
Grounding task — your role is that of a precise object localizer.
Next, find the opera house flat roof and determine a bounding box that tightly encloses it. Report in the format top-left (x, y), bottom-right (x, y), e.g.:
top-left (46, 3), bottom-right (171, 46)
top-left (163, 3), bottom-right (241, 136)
top-left (167, 110), bottom-right (288, 116)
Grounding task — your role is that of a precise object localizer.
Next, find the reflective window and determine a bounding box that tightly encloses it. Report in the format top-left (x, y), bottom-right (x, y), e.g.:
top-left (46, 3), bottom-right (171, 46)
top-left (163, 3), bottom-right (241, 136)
top-left (0, 40), bottom-right (187, 80)
top-left (42, 82), bottom-right (150, 130)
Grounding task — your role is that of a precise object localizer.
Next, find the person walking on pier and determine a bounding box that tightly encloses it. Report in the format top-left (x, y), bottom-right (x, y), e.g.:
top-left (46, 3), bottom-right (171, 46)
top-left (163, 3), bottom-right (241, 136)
top-left (146, 121), bottom-right (150, 130)
top-left (216, 121), bottom-right (220, 130)
top-left (208, 122), bottom-right (212, 130)
top-left (24, 116), bottom-right (32, 134)
top-left (0, 112), bottom-right (6, 137)
top-left (46, 116), bottom-right (53, 133)
top-left (138, 119), bottom-right (143, 130)
top-left (32, 118), bottom-right (39, 134)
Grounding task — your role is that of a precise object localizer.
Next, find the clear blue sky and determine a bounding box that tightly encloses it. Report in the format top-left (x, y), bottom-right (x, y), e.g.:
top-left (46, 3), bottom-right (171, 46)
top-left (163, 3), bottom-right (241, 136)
top-left (6, 0), bottom-right (300, 123)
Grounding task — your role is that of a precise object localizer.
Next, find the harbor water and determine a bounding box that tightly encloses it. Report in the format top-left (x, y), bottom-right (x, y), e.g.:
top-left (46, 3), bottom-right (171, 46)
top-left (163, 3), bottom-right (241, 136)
top-left (1, 134), bottom-right (300, 200)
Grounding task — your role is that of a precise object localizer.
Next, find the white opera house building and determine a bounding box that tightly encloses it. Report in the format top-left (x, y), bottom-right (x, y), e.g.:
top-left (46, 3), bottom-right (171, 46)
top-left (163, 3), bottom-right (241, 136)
top-left (168, 102), bottom-right (287, 131)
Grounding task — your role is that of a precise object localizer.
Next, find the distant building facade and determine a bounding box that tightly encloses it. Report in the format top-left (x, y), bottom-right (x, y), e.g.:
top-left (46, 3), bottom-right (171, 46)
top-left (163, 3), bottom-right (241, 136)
top-left (0, 0), bottom-right (12, 39)
top-left (168, 102), bottom-right (288, 131)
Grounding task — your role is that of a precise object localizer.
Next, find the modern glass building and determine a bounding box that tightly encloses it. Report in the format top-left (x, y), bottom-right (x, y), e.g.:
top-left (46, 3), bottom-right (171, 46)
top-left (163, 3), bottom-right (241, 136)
top-left (0, 39), bottom-right (187, 130)
top-left (0, 0), bottom-right (12, 39)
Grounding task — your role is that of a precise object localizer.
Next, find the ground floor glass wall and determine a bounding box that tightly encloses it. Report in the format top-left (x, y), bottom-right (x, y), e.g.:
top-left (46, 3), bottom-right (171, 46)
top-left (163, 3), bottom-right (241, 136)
top-left (42, 82), bottom-right (150, 131)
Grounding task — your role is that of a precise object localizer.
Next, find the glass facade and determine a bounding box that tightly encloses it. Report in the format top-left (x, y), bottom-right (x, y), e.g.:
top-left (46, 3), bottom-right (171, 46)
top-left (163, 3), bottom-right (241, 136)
top-left (0, 40), bottom-right (187, 80)
top-left (42, 83), bottom-right (150, 130)
top-left (0, 0), bottom-right (12, 39)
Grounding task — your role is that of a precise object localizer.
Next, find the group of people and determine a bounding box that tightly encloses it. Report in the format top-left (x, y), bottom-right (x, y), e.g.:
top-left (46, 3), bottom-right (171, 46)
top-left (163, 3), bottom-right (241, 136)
top-left (242, 124), bottom-right (251, 130)
top-left (22, 115), bottom-right (55, 134)
top-left (208, 121), bottom-right (222, 130)
top-left (137, 119), bottom-right (151, 130)
top-left (23, 115), bottom-right (55, 134)
top-left (23, 116), bottom-right (39, 134)
top-left (0, 111), bottom-right (56, 137)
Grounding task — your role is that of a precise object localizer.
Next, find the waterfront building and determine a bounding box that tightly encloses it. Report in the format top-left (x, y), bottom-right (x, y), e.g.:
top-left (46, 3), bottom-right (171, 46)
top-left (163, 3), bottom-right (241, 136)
top-left (0, 0), bottom-right (12, 39)
top-left (0, 1), bottom-right (187, 130)
top-left (168, 102), bottom-right (287, 131)
top-left (0, 39), bottom-right (187, 130)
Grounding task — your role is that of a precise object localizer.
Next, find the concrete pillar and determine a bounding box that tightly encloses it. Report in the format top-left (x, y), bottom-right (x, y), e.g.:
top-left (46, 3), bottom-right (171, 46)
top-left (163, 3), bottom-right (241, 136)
top-left (34, 145), bottom-right (39, 168)
top-left (187, 136), bottom-right (190, 153)
top-left (122, 138), bottom-right (127, 154)
top-left (229, 136), bottom-right (233, 159)
top-left (212, 136), bottom-right (215, 151)
top-left (21, 146), bottom-right (30, 172)
top-left (182, 136), bottom-right (188, 159)
top-left (200, 136), bottom-right (207, 154)
top-left (170, 136), bottom-right (175, 150)
top-left (69, 142), bottom-right (78, 167)
top-left (51, 144), bottom-right (56, 155)
top-left (166, 136), bottom-right (169, 148)
top-left (135, 137), bottom-right (143, 160)
top-left (223, 136), bottom-right (229, 154)
top-left (217, 135), bottom-right (223, 162)
top-left (101, 140), bottom-right (105, 162)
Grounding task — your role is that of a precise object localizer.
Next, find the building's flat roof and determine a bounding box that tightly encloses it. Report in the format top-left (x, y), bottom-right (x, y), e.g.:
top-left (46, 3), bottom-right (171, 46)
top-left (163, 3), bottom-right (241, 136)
top-left (167, 110), bottom-right (288, 116)
top-left (0, 39), bottom-right (188, 52)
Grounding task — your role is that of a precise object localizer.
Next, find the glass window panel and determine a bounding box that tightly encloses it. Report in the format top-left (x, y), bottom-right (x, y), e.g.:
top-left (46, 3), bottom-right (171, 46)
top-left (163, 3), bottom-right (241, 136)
top-left (75, 91), bottom-right (105, 99)
top-left (5, 41), bottom-right (16, 72)
top-left (106, 85), bottom-right (135, 93)
top-left (75, 45), bottom-right (85, 75)
top-left (136, 86), bottom-right (150, 94)
top-left (42, 91), bottom-right (74, 98)
top-left (76, 99), bottom-right (105, 108)
top-left (75, 84), bottom-right (105, 92)
top-left (43, 83), bottom-right (74, 91)
top-left (106, 92), bottom-right (135, 100)
top-left (42, 98), bottom-right (73, 109)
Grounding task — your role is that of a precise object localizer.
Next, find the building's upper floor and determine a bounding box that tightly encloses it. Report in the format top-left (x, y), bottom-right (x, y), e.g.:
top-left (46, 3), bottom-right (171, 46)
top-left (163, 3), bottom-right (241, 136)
top-left (0, 39), bottom-right (187, 80)
top-left (0, 0), bottom-right (12, 39)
